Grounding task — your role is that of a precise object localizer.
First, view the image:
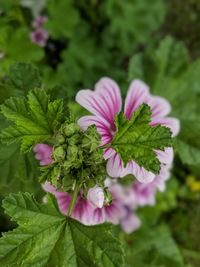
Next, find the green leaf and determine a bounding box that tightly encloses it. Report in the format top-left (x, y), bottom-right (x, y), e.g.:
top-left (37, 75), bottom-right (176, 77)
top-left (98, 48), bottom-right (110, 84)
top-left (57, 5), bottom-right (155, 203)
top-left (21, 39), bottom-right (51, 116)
top-left (3, 27), bottom-right (44, 63)
top-left (125, 225), bottom-right (185, 267)
top-left (0, 115), bottom-right (41, 197)
top-left (0, 89), bottom-right (63, 151)
top-left (128, 37), bottom-right (200, 172)
top-left (5, 63), bottom-right (42, 95)
top-left (103, 0), bottom-right (166, 54)
top-left (0, 143), bottom-right (40, 197)
top-left (0, 192), bottom-right (124, 267)
top-left (128, 36), bottom-right (190, 93)
top-left (111, 104), bottom-right (173, 174)
top-left (46, 0), bottom-right (79, 39)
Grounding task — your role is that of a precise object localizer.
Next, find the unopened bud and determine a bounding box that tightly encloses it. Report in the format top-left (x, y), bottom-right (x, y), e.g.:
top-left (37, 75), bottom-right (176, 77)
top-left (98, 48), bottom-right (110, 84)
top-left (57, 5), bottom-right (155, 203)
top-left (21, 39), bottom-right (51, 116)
top-left (63, 123), bottom-right (80, 137)
top-left (63, 160), bottom-right (72, 171)
top-left (53, 146), bottom-right (66, 161)
top-left (55, 133), bottom-right (65, 144)
top-left (68, 133), bottom-right (80, 145)
top-left (81, 125), bottom-right (100, 152)
top-left (87, 186), bottom-right (105, 208)
top-left (67, 144), bottom-right (79, 159)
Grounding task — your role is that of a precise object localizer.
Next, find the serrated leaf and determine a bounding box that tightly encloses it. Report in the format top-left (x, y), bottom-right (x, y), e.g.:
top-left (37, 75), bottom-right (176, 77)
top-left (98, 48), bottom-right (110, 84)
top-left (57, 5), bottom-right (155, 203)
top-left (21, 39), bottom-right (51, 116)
top-left (0, 115), bottom-right (40, 197)
top-left (0, 89), bottom-right (63, 152)
top-left (6, 63), bottom-right (42, 95)
top-left (111, 104), bottom-right (173, 174)
top-left (0, 192), bottom-right (124, 267)
top-left (0, 143), bottom-right (40, 197)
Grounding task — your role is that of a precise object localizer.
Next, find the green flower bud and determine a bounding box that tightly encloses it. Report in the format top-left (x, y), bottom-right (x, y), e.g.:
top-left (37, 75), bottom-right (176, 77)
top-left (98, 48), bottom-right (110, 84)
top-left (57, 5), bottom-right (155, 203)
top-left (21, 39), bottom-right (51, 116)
top-left (63, 160), bottom-right (72, 172)
top-left (81, 125), bottom-right (100, 152)
top-left (71, 150), bottom-right (83, 169)
top-left (67, 144), bottom-right (79, 159)
top-left (53, 146), bottom-right (66, 162)
top-left (68, 133), bottom-right (81, 145)
top-left (90, 149), bottom-right (104, 163)
top-left (63, 123), bottom-right (80, 137)
top-left (55, 133), bottom-right (66, 144)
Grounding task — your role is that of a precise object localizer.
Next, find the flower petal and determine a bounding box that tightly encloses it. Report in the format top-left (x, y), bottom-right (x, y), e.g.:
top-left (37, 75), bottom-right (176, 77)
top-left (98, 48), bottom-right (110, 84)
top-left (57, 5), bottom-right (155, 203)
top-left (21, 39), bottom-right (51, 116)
top-left (153, 166), bottom-right (171, 192)
top-left (104, 204), bottom-right (123, 224)
top-left (103, 148), bottom-right (116, 160)
top-left (77, 115), bottom-right (113, 146)
top-left (124, 160), bottom-right (156, 183)
top-left (147, 96), bottom-right (171, 118)
top-left (87, 186), bottom-right (105, 208)
top-left (95, 77), bottom-right (122, 117)
top-left (42, 182), bottom-right (71, 215)
top-left (124, 79), bottom-right (149, 120)
top-left (121, 212), bottom-right (141, 234)
top-left (132, 181), bottom-right (156, 206)
top-left (106, 153), bottom-right (126, 178)
top-left (34, 144), bottom-right (53, 166)
top-left (76, 77), bottom-right (122, 128)
top-left (155, 147), bottom-right (174, 165)
top-left (151, 117), bottom-right (180, 137)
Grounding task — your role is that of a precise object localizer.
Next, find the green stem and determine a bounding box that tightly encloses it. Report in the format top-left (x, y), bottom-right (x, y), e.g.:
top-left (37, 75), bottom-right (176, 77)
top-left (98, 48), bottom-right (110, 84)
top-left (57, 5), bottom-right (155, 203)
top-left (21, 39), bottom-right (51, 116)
top-left (67, 181), bottom-right (80, 217)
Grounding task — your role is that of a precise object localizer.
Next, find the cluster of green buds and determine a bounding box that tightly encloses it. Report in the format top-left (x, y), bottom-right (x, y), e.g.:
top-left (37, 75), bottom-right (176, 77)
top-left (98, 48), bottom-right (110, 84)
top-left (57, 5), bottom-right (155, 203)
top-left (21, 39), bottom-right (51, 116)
top-left (40, 120), bottom-right (107, 193)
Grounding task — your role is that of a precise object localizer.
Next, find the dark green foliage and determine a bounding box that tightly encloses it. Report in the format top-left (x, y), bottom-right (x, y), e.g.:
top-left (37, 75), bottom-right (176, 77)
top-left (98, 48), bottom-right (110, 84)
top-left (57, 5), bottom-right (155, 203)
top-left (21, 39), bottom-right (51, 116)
top-left (1, 88), bottom-right (63, 151)
top-left (125, 225), bottom-right (185, 267)
top-left (0, 192), bottom-right (124, 267)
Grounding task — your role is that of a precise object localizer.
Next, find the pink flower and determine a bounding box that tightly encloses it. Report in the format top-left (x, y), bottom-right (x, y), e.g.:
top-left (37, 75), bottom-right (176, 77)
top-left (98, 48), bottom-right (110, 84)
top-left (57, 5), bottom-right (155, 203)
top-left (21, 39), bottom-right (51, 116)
top-left (32, 16), bottom-right (48, 28)
top-left (43, 182), bottom-right (124, 225)
top-left (43, 182), bottom-right (104, 225)
top-left (43, 181), bottom-right (140, 233)
top-left (30, 28), bottom-right (49, 47)
top-left (120, 206), bottom-right (141, 234)
top-left (87, 186), bottom-right (105, 208)
top-left (132, 164), bottom-right (172, 206)
top-left (102, 184), bottom-right (126, 224)
top-left (132, 180), bottom-right (157, 206)
top-left (76, 78), bottom-right (180, 183)
top-left (33, 144), bottom-right (53, 166)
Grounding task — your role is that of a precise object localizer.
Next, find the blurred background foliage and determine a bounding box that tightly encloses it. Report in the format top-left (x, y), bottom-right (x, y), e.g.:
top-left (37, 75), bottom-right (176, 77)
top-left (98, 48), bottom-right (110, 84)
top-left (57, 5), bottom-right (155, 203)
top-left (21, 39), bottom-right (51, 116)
top-left (0, 0), bottom-right (200, 266)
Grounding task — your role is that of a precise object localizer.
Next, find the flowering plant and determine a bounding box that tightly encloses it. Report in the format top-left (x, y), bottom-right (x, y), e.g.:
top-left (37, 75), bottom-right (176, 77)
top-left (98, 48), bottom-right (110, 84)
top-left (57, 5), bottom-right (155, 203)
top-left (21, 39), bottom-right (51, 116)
top-left (0, 63), bottom-right (180, 266)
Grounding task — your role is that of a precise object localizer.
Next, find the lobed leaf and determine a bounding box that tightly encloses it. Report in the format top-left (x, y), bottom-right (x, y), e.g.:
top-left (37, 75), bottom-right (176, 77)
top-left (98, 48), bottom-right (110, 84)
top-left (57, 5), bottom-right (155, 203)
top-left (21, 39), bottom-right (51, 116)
top-left (0, 192), bottom-right (124, 267)
top-left (111, 104), bottom-right (173, 174)
top-left (0, 89), bottom-right (63, 152)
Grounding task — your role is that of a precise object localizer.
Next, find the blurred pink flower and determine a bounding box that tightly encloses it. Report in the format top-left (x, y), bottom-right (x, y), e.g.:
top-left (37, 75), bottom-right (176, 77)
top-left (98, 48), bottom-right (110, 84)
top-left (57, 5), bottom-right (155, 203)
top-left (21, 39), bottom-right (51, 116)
top-left (120, 206), bottom-right (141, 234)
top-left (76, 78), bottom-right (180, 183)
top-left (33, 144), bottom-right (53, 166)
top-left (30, 28), bottom-right (49, 47)
top-left (32, 16), bottom-right (48, 28)
top-left (132, 164), bottom-right (171, 206)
